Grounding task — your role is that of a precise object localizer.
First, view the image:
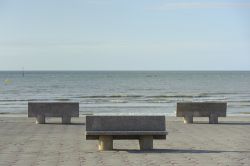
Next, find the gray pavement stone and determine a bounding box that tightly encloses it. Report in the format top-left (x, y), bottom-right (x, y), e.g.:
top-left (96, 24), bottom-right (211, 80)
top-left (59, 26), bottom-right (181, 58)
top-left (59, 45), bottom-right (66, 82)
top-left (0, 116), bottom-right (250, 166)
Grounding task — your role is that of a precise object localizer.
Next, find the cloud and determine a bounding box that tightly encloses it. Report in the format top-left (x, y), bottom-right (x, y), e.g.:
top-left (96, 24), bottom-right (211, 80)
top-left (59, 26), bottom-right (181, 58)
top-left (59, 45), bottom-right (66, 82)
top-left (150, 2), bottom-right (250, 11)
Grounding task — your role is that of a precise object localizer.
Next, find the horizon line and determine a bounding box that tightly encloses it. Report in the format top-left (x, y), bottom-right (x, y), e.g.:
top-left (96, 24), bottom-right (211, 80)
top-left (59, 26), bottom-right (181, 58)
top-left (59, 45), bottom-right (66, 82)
top-left (0, 70), bottom-right (250, 72)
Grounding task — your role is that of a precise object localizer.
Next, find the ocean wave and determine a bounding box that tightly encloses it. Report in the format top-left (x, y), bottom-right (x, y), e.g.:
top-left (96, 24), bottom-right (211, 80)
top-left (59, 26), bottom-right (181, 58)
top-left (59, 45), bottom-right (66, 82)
top-left (94, 112), bottom-right (175, 116)
top-left (0, 99), bottom-right (44, 102)
top-left (0, 93), bottom-right (249, 104)
top-left (75, 94), bottom-right (208, 99)
top-left (0, 98), bottom-right (70, 102)
top-left (79, 105), bottom-right (169, 108)
top-left (147, 95), bottom-right (200, 98)
top-left (75, 95), bottom-right (142, 98)
top-left (74, 93), bottom-right (237, 99)
top-left (109, 99), bottom-right (128, 103)
top-left (228, 100), bottom-right (250, 103)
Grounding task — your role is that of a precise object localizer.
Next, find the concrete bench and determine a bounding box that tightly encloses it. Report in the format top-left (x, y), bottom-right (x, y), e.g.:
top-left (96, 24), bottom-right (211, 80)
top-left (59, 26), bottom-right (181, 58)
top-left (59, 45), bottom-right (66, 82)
top-left (28, 102), bottom-right (79, 124)
top-left (176, 102), bottom-right (227, 124)
top-left (85, 116), bottom-right (167, 151)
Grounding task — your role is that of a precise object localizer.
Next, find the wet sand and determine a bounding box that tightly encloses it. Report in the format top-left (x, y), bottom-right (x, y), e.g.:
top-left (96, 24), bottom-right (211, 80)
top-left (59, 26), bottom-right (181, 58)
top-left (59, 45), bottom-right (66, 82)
top-left (0, 116), bottom-right (250, 166)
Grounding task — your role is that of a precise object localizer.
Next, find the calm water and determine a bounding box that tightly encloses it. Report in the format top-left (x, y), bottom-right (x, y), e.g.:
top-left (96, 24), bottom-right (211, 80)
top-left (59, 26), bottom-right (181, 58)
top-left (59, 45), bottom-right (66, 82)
top-left (0, 71), bottom-right (250, 115)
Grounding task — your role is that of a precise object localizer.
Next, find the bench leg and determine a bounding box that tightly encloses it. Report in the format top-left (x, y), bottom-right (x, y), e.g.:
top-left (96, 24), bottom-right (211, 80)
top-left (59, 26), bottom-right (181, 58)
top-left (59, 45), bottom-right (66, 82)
top-left (139, 136), bottom-right (153, 150)
top-left (183, 115), bottom-right (193, 124)
top-left (98, 136), bottom-right (113, 151)
top-left (36, 115), bottom-right (45, 124)
top-left (209, 114), bottom-right (218, 124)
top-left (62, 116), bottom-right (71, 124)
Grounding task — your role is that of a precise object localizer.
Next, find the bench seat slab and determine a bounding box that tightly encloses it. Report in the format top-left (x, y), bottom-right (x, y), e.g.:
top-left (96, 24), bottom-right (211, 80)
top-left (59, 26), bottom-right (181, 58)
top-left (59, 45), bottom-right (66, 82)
top-left (85, 116), bottom-right (167, 150)
top-left (176, 102), bottom-right (227, 117)
top-left (28, 102), bottom-right (79, 117)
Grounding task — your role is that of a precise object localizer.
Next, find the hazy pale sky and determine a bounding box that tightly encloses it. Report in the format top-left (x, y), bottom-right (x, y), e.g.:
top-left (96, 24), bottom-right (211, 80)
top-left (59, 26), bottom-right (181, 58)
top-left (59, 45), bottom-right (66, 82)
top-left (0, 0), bottom-right (250, 70)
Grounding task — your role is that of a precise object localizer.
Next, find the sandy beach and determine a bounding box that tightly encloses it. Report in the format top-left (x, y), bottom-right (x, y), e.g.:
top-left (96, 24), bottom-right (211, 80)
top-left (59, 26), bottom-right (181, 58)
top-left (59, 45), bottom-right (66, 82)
top-left (0, 116), bottom-right (249, 166)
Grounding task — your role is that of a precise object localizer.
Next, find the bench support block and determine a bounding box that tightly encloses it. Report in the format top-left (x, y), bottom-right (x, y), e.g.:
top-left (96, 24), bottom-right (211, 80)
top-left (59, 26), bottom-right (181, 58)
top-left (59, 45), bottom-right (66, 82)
top-left (36, 115), bottom-right (45, 124)
top-left (209, 114), bottom-right (218, 124)
top-left (98, 136), bottom-right (113, 151)
top-left (62, 116), bottom-right (71, 124)
top-left (139, 136), bottom-right (153, 150)
top-left (183, 115), bottom-right (193, 124)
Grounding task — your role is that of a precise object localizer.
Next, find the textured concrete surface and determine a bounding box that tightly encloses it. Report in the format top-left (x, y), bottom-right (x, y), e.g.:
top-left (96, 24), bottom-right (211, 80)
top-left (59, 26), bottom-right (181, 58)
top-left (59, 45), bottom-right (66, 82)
top-left (0, 116), bottom-right (250, 166)
top-left (177, 102), bottom-right (227, 117)
top-left (86, 116), bottom-right (167, 140)
top-left (28, 102), bottom-right (79, 117)
top-left (86, 116), bottom-right (166, 131)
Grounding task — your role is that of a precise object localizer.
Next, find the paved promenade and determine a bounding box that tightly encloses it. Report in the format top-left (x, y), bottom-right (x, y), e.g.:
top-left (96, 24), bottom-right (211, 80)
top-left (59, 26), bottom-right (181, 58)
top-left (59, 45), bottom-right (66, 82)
top-left (0, 116), bottom-right (250, 166)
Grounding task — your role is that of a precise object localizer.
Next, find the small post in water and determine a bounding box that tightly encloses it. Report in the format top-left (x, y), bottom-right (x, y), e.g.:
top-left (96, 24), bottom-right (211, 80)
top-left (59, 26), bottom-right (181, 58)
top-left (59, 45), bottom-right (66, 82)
top-left (22, 67), bottom-right (24, 77)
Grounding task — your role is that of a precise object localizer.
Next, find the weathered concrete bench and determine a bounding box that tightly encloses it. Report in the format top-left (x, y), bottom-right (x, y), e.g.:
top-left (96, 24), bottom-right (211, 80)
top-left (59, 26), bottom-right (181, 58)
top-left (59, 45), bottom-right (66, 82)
top-left (85, 116), bottom-right (167, 151)
top-left (176, 102), bottom-right (227, 124)
top-left (28, 102), bottom-right (79, 124)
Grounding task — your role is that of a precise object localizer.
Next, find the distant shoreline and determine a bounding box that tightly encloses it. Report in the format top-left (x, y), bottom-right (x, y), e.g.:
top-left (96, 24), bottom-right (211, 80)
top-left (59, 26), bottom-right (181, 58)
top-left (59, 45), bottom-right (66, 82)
top-left (1, 70), bottom-right (250, 72)
top-left (1, 113), bottom-right (250, 118)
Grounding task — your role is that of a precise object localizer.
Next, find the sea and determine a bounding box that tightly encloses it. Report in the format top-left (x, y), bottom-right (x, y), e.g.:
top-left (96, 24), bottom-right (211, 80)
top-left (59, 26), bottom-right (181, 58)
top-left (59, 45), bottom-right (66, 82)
top-left (0, 71), bottom-right (250, 116)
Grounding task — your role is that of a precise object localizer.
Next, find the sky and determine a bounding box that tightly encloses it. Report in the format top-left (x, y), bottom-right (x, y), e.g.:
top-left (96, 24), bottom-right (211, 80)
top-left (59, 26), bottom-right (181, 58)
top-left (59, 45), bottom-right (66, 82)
top-left (0, 0), bottom-right (250, 71)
